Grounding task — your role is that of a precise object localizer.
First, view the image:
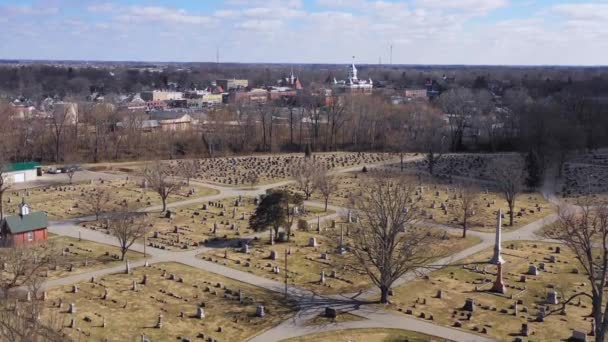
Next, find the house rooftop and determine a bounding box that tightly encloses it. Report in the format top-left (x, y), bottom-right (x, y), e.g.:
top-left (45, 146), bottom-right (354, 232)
top-left (7, 162), bottom-right (41, 172)
top-left (3, 212), bottom-right (48, 234)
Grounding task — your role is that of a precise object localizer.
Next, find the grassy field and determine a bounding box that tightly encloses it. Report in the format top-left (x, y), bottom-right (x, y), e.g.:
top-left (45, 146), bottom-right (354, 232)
top-left (45, 234), bottom-right (142, 279)
top-left (387, 241), bottom-right (592, 341)
top-left (82, 197), bottom-right (334, 251)
top-left (283, 328), bottom-right (449, 342)
top-left (85, 152), bottom-right (398, 186)
top-left (3, 179), bottom-right (218, 220)
top-left (202, 217), bottom-right (480, 295)
top-left (284, 171), bottom-right (552, 233)
top-left (43, 262), bottom-right (296, 342)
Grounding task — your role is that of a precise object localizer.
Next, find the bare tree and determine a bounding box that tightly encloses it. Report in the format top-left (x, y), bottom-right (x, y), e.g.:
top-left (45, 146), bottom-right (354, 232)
top-left (177, 159), bottom-right (198, 186)
top-left (49, 106), bottom-right (71, 162)
top-left (0, 242), bottom-right (65, 342)
top-left (143, 162), bottom-right (182, 212)
top-left (86, 186), bottom-right (112, 221)
top-left (452, 183), bottom-right (480, 238)
top-left (349, 174), bottom-right (439, 304)
top-left (0, 159), bottom-right (12, 221)
top-left (544, 203), bottom-right (608, 340)
top-left (0, 242), bottom-right (55, 300)
top-left (491, 158), bottom-right (524, 226)
top-left (314, 171), bottom-right (338, 211)
top-left (107, 207), bottom-right (149, 261)
top-left (291, 159), bottom-right (319, 200)
top-left (0, 298), bottom-right (66, 342)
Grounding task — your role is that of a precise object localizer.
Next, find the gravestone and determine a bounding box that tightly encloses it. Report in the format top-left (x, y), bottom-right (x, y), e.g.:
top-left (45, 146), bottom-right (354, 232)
top-left (463, 298), bottom-right (475, 312)
top-left (527, 265), bottom-right (539, 275)
top-left (256, 305), bottom-right (265, 318)
top-left (521, 323), bottom-right (529, 336)
top-left (68, 303), bottom-right (76, 314)
top-left (546, 290), bottom-right (559, 305)
top-left (196, 307), bottom-right (205, 319)
top-left (308, 237), bottom-right (318, 247)
top-left (155, 313), bottom-right (163, 329)
top-left (571, 330), bottom-right (587, 342)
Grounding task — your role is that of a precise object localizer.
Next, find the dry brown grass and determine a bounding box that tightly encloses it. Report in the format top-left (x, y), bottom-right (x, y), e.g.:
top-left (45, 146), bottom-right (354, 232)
top-left (43, 262), bottom-right (296, 341)
top-left (81, 197), bottom-right (334, 251)
top-left (44, 234), bottom-right (142, 280)
top-left (283, 171), bottom-right (553, 233)
top-left (4, 179), bottom-right (218, 220)
top-left (387, 241), bottom-right (593, 341)
top-left (201, 220), bottom-right (481, 296)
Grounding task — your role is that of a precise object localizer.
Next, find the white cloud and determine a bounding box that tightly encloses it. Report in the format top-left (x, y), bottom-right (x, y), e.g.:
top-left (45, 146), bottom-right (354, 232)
top-left (416, 0), bottom-right (508, 15)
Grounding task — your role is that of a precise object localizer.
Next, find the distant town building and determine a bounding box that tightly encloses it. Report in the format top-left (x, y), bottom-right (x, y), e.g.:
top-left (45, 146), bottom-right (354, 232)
top-left (0, 199), bottom-right (48, 247)
top-left (216, 79), bottom-right (249, 91)
top-left (332, 63), bottom-right (373, 94)
top-left (148, 111), bottom-right (194, 131)
top-left (53, 101), bottom-right (79, 124)
top-left (140, 90), bottom-right (183, 102)
top-left (404, 88), bottom-right (428, 101)
top-left (277, 70), bottom-right (303, 90)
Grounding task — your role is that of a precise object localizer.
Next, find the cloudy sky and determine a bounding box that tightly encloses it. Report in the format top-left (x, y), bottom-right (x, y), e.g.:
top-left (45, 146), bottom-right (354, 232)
top-left (0, 0), bottom-right (606, 65)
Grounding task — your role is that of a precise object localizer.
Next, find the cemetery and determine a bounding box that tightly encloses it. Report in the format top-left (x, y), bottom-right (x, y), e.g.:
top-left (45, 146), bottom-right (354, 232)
top-left (386, 241), bottom-right (593, 341)
top-left (203, 217), bottom-right (480, 295)
top-left (398, 153), bottom-right (523, 181)
top-left (283, 328), bottom-right (443, 342)
top-left (44, 234), bottom-right (142, 279)
top-left (81, 196), bottom-right (333, 251)
top-left (2, 179), bottom-right (217, 220)
top-left (42, 262), bottom-right (296, 341)
top-left (285, 170), bottom-right (551, 233)
top-left (560, 161), bottom-right (608, 205)
top-left (85, 152), bottom-right (397, 187)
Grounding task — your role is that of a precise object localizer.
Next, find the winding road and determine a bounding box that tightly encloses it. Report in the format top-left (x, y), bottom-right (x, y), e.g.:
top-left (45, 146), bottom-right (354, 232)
top-left (29, 155), bottom-right (566, 342)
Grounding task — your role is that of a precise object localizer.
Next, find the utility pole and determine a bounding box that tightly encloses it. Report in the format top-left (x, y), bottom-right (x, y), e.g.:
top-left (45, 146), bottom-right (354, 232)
top-left (284, 248), bottom-right (288, 298)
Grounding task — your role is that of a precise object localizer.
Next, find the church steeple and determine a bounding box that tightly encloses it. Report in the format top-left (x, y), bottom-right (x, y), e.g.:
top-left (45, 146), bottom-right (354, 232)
top-left (348, 56), bottom-right (358, 81)
top-left (19, 198), bottom-right (30, 217)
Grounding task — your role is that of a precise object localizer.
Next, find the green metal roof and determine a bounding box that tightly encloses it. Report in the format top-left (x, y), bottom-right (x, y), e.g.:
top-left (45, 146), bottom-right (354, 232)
top-left (7, 162), bottom-right (41, 172)
top-left (3, 212), bottom-right (48, 234)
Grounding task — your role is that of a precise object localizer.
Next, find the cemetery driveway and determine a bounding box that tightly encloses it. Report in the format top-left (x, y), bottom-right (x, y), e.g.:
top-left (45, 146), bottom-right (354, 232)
top-left (42, 154), bottom-right (563, 342)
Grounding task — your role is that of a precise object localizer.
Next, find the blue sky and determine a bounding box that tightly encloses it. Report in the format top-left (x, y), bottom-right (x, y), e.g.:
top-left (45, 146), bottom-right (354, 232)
top-left (0, 0), bottom-right (607, 65)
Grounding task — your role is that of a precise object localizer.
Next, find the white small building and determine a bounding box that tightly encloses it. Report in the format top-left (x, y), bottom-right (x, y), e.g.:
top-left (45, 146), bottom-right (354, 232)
top-left (3, 162), bottom-right (41, 184)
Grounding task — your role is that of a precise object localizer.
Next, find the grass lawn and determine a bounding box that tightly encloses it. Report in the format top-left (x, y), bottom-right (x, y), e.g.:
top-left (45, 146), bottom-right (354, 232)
top-left (202, 218), bottom-right (480, 296)
top-left (3, 179), bottom-right (218, 220)
top-left (282, 328), bottom-right (449, 342)
top-left (44, 234), bottom-right (142, 280)
top-left (84, 153), bottom-right (398, 187)
top-left (387, 241), bottom-right (593, 341)
top-left (81, 196), bottom-right (335, 251)
top-left (43, 262), bottom-right (296, 341)
top-left (283, 171), bottom-right (553, 233)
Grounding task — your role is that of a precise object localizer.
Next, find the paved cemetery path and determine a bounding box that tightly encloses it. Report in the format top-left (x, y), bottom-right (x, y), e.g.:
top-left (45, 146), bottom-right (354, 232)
top-left (40, 155), bottom-right (566, 342)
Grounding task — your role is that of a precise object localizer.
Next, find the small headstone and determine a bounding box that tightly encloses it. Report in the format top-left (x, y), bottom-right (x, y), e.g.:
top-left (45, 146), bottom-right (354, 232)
top-left (463, 298), bottom-right (475, 312)
top-left (571, 330), bottom-right (587, 342)
top-left (196, 307), bottom-right (205, 319)
top-left (256, 305), bottom-right (265, 318)
top-left (546, 290), bottom-right (559, 305)
top-left (308, 237), bottom-right (318, 247)
top-left (527, 265), bottom-right (539, 275)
